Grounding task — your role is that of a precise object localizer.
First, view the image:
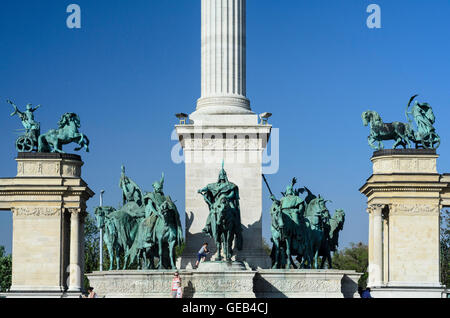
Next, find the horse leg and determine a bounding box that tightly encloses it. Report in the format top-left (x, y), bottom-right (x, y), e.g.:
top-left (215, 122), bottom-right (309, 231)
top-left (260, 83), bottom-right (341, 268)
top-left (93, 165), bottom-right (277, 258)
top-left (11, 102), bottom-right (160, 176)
top-left (285, 239), bottom-right (292, 269)
top-left (123, 248), bottom-right (129, 270)
top-left (106, 242), bottom-right (114, 271)
top-left (169, 239), bottom-right (176, 269)
top-left (158, 237), bottom-right (164, 269)
top-left (216, 238), bottom-right (222, 261)
top-left (273, 239), bottom-right (280, 269)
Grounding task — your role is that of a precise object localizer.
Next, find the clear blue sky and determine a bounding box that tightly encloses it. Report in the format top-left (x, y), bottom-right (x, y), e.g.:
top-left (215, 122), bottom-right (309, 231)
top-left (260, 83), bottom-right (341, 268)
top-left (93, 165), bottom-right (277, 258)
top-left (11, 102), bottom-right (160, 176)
top-left (1, 0), bottom-right (450, 254)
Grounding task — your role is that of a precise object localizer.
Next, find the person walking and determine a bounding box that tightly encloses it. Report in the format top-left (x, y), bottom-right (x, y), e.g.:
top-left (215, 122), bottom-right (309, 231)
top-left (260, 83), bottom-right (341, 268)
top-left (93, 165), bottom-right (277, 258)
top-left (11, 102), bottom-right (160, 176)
top-left (176, 281), bottom-right (183, 298)
top-left (82, 287), bottom-right (98, 298)
top-left (171, 271), bottom-right (181, 298)
top-left (195, 243), bottom-right (209, 268)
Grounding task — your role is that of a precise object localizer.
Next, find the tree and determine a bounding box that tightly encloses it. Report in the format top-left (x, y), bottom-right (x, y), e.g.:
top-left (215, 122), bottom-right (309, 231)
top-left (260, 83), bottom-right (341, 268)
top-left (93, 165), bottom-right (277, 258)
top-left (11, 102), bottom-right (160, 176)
top-left (84, 214), bottom-right (100, 290)
top-left (262, 238), bottom-right (272, 256)
top-left (332, 242), bottom-right (368, 288)
top-left (0, 246), bottom-right (12, 292)
top-left (441, 210), bottom-right (450, 288)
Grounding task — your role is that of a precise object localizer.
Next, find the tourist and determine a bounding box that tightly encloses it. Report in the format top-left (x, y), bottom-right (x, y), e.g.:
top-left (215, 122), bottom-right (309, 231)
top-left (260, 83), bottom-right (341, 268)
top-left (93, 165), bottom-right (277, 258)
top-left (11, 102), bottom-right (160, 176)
top-left (171, 271), bottom-right (181, 298)
top-left (176, 281), bottom-right (183, 298)
top-left (361, 287), bottom-right (372, 298)
top-left (82, 287), bottom-right (98, 298)
top-left (195, 242), bottom-right (209, 268)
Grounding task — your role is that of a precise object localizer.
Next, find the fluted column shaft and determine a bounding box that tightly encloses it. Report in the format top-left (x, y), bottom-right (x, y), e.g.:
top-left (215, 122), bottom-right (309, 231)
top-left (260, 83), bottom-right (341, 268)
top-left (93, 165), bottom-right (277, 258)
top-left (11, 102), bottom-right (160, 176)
top-left (196, 0), bottom-right (252, 114)
top-left (68, 209), bottom-right (82, 292)
top-left (369, 205), bottom-right (384, 287)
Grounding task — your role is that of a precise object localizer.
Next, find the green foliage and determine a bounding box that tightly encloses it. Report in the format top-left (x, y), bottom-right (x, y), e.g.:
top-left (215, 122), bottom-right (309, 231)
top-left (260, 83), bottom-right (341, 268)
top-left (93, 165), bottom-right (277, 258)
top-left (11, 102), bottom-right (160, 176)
top-left (441, 210), bottom-right (450, 288)
top-left (262, 238), bottom-right (272, 256)
top-left (84, 214), bottom-right (99, 290)
top-left (175, 242), bottom-right (186, 259)
top-left (332, 242), bottom-right (368, 288)
top-left (0, 246), bottom-right (12, 292)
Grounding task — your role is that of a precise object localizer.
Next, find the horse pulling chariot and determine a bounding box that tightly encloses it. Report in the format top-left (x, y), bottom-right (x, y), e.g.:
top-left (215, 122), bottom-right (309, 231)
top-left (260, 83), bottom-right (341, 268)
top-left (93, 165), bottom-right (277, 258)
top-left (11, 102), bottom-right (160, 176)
top-left (362, 95), bottom-right (440, 151)
top-left (7, 99), bottom-right (90, 153)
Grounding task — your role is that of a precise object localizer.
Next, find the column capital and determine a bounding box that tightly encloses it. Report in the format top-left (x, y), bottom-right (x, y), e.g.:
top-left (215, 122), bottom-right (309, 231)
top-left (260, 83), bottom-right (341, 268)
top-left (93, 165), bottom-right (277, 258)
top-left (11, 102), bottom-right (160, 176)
top-left (368, 204), bottom-right (385, 215)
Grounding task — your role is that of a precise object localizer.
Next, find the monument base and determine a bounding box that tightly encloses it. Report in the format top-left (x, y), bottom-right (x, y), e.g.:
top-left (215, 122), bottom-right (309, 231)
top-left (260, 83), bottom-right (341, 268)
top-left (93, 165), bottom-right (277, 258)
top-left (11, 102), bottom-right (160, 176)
top-left (86, 269), bottom-right (361, 298)
top-left (0, 291), bottom-right (82, 298)
top-left (370, 286), bottom-right (446, 298)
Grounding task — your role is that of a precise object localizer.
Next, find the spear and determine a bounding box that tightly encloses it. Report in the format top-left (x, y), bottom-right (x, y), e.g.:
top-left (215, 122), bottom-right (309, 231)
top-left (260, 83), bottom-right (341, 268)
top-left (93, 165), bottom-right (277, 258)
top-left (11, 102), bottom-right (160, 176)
top-left (262, 174), bottom-right (274, 198)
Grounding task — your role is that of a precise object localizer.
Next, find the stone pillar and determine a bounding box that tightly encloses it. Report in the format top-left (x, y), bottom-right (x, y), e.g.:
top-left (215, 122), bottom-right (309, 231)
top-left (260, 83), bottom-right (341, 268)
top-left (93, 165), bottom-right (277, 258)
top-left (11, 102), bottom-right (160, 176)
top-left (368, 204), bottom-right (384, 288)
top-left (176, 0), bottom-right (272, 269)
top-left (68, 209), bottom-right (82, 292)
top-left (383, 211), bottom-right (389, 284)
top-left (0, 153), bottom-right (94, 297)
top-left (194, 0), bottom-right (252, 116)
top-left (360, 149), bottom-right (446, 298)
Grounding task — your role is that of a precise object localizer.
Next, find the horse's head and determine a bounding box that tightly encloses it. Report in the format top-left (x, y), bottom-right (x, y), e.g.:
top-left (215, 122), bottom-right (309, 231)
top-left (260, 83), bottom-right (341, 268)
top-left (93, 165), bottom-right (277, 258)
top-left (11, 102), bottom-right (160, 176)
top-left (270, 201), bottom-right (284, 230)
top-left (362, 110), bottom-right (381, 127)
top-left (306, 195), bottom-right (330, 229)
top-left (334, 209), bottom-right (346, 227)
top-left (58, 113), bottom-right (81, 129)
top-left (213, 197), bottom-right (229, 224)
top-left (94, 206), bottom-right (113, 229)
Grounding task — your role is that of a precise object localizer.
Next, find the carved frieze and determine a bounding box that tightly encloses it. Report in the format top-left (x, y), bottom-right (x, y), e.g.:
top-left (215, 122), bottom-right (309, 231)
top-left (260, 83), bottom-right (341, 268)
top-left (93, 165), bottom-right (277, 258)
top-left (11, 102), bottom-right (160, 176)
top-left (389, 203), bottom-right (439, 216)
top-left (11, 207), bottom-right (61, 217)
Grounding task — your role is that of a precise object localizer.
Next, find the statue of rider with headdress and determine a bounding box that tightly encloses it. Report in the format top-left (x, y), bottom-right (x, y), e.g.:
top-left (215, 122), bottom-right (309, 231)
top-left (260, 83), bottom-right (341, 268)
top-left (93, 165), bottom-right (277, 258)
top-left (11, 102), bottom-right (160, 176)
top-left (119, 165), bottom-right (144, 207)
top-left (143, 173), bottom-right (167, 235)
top-left (198, 162), bottom-right (243, 250)
top-left (272, 178), bottom-right (305, 226)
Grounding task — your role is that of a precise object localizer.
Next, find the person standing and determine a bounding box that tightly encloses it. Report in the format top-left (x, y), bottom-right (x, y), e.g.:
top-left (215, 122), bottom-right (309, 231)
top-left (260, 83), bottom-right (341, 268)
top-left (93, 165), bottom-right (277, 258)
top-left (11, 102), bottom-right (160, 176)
top-left (176, 282), bottom-right (183, 298)
top-left (195, 243), bottom-right (209, 268)
top-left (171, 271), bottom-right (181, 298)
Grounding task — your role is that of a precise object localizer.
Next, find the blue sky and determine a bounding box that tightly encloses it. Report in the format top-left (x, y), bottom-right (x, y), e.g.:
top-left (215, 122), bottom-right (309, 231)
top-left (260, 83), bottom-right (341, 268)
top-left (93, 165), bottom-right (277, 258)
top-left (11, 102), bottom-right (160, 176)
top-left (1, 0), bottom-right (450, 254)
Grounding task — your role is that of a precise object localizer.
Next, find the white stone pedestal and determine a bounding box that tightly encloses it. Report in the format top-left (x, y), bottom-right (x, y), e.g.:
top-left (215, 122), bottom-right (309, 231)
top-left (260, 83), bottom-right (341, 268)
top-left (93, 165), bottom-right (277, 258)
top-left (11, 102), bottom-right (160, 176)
top-left (0, 153), bottom-right (94, 298)
top-left (176, 123), bottom-right (272, 270)
top-left (360, 149), bottom-right (447, 298)
top-left (86, 269), bottom-right (362, 298)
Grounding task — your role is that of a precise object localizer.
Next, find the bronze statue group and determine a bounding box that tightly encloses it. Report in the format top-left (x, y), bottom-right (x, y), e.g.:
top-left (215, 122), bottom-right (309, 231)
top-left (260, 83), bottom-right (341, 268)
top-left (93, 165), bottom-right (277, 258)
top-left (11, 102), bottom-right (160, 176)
top-left (265, 177), bottom-right (345, 269)
top-left (5, 94), bottom-right (440, 271)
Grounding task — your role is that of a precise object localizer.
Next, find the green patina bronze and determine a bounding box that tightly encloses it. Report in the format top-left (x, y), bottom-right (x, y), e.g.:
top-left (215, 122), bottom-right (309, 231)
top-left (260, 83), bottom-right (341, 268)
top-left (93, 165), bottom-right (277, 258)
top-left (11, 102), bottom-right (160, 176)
top-left (362, 95), bottom-right (440, 150)
top-left (198, 162), bottom-right (243, 262)
top-left (7, 100), bottom-right (41, 152)
top-left (7, 99), bottom-right (90, 153)
top-left (94, 167), bottom-right (183, 270)
top-left (264, 175), bottom-right (345, 269)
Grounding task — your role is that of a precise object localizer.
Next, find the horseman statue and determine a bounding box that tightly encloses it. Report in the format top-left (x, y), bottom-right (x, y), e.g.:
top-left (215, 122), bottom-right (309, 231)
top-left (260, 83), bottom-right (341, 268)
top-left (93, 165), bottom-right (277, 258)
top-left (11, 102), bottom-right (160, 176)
top-left (198, 162), bottom-right (243, 262)
top-left (264, 175), bottom-right (345, 269)
top-left (95, 168), bottom-right (183, 270)
top-left (362, 95), bottom-right (440, 150)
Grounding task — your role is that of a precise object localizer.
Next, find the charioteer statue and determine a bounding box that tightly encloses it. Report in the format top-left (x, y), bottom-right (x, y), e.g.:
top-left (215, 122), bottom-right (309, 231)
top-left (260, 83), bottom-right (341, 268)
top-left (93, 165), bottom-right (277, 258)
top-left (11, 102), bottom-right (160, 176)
top-left (6, 99), bottom-right (90, 153)
top-left (362, 95), bottom-right (440, 150)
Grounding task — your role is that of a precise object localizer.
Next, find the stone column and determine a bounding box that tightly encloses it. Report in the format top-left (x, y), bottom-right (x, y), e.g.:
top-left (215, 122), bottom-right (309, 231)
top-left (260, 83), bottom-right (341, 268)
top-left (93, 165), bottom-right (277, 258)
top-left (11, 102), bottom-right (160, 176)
top-left (369, 204), bottom-right (384, 287)
top-left (193, 0), bottom-right (253, 116)
top-left (383, 211), bottom-right (389, 284)
top-left (68, 209), bottom-right (82, 292)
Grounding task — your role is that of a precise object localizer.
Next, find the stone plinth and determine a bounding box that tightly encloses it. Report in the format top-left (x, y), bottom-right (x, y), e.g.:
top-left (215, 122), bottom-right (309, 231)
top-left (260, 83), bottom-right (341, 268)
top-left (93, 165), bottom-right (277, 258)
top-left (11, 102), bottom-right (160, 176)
top-left (86, 269), bottom-right (361, 298)
top-left (0, 153), bottom-right (94, 298)
top-left (254, 270), bottom-right (361, 298)
top-left (360, 149), bottom-right (447, 298)
top-left (175, 124), bottom-right (272, 270)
